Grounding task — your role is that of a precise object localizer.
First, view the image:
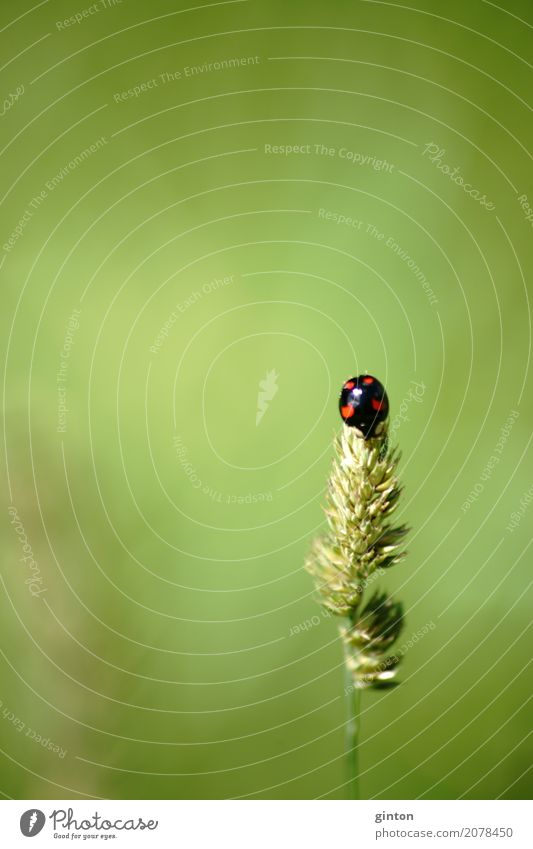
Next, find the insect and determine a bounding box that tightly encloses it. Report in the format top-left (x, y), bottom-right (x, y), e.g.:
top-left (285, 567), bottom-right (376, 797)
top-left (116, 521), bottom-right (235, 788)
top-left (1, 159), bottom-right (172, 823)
top-left (338, 374), bottom-right (389, 437)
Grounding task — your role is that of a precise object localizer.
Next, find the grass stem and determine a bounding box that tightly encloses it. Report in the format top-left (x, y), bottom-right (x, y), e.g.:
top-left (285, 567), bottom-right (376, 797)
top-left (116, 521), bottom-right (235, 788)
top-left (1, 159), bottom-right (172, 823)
top-left (344, 647), bottom-right (360, 800)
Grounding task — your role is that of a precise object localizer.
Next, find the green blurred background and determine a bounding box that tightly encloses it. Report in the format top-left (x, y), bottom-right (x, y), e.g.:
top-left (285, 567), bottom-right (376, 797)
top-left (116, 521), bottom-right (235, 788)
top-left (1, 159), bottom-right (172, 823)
top-left (1, 0), bottom-right (531, 800)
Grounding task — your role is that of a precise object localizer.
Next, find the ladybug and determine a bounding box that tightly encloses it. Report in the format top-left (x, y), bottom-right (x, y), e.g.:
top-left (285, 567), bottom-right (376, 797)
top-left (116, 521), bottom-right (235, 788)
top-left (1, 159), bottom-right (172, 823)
top-left (339, 374), bottom-right (389, 437)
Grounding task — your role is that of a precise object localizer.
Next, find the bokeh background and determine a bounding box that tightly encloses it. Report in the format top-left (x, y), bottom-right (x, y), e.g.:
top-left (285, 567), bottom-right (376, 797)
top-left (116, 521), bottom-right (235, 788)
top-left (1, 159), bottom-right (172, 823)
top-left (1, 0), bottom-right (532, 800)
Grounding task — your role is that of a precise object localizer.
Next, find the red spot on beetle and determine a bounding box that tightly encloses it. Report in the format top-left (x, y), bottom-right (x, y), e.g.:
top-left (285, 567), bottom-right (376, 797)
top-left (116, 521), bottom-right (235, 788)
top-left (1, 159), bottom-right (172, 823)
top-left (371, 398), bottom-right (383, 411)
top-left (363, 376), bottom-right (374, 384)
top-left (341, 405), bottom-right (355, 418)
top-left (344, 381), bottom-right (355, 389)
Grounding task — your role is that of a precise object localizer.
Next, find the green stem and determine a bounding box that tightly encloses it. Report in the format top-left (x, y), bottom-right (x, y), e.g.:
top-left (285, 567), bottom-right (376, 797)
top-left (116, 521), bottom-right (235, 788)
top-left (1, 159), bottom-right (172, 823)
top-left (344, 655), bottom-right (361, 800)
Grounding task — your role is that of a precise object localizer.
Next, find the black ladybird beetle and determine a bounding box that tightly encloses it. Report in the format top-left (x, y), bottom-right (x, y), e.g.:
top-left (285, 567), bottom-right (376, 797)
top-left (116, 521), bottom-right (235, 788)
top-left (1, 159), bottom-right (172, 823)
top-left (338, 374), bottom-right (389, 437)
